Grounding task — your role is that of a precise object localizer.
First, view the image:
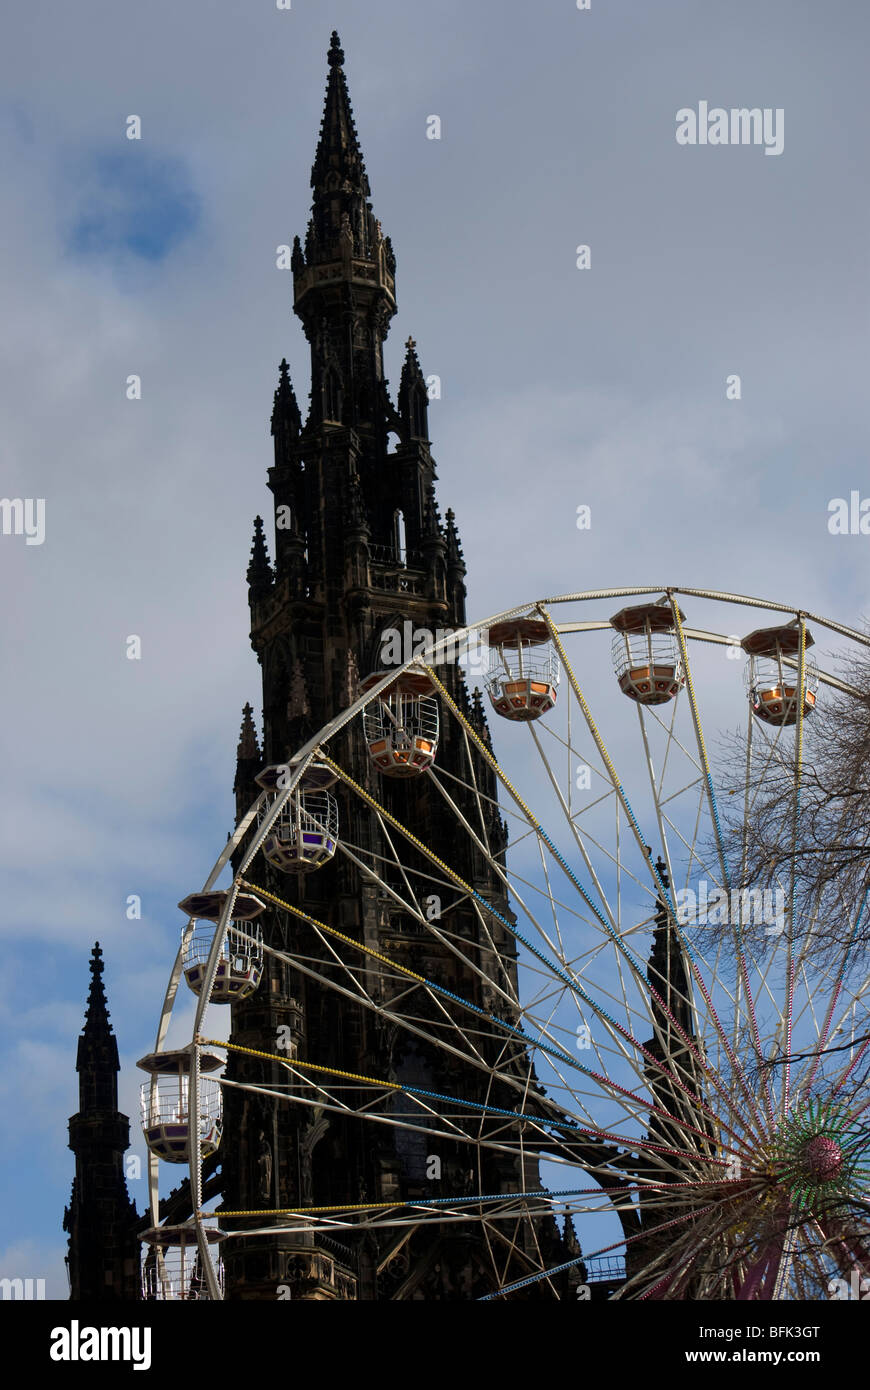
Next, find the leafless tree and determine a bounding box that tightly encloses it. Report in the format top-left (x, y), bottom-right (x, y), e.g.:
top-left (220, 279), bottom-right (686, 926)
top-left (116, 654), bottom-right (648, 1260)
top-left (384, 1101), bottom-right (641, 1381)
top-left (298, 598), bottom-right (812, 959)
top-left (715, 639), bottom-right (870, 973)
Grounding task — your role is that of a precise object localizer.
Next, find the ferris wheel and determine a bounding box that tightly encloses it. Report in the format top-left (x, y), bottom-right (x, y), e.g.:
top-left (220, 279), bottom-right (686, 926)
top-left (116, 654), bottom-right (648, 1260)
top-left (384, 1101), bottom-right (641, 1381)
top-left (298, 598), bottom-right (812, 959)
top-left (139, 585), bottom-right (870, 1301)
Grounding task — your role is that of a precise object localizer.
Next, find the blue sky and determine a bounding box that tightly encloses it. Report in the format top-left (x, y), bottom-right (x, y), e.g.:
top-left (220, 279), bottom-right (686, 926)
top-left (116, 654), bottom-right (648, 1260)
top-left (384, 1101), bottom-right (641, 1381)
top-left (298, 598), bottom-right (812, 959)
top-left (1, 0), bottom-right (869, 1295)
top-left (66, 150), bottom-right (201, 264)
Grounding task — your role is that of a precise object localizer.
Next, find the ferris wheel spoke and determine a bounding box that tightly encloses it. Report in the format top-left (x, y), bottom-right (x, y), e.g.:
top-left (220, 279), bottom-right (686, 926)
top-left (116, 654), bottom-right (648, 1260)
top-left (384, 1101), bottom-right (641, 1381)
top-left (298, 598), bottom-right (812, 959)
top-left (636, 701), bottom-right (679, 894)
top-left (459, 725), bottom-right (496, 856)
top-left (666, 600), bottom-right (730, 887)
top-left (780, 618), bottom-right (809, 1113)
top-left (535, 829), bottom-right (567, 959)
top-left (372, 814), bottom-right (429, 919)
top-left (527, 722), bottom-right (621, 933)
top-left (743, 723), bottom-right (791, 821)
top-left (655, 795), bottom-right (713, 885)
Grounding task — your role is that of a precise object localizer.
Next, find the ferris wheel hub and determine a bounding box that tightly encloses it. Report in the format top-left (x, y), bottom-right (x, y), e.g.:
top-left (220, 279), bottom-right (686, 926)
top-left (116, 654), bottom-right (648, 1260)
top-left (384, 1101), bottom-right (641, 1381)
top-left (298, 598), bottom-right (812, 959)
top-left (801, 1135), bottom-right (844, 1182)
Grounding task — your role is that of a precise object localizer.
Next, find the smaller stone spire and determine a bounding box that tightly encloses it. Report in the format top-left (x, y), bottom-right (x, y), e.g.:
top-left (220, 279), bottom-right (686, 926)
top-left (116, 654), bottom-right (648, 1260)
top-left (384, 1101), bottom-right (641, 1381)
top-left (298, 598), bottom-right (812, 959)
top-left (421, 480), bottom-right (443, 542)
top-left (234, 703), bottom-right (262, 809)
top-left (237, 702), bottom-right (260, 762)
top-left (76, 942), bottom-right (120, 1098)
top-left (469, 687), bottom-right (494, 751)
top-left (80, 943), bottom-right (112, 1043)
top-left (75, 945), bottom-right (120, 1106)
top-left (310, 30), bottom-right (371, 209)
top-left (247, 516), bottom-right (274, 598)
top-left (236, 702), bottom-right (260, 762)
top-left (445, 509), bottom-right (466, 574)
top-left (400, 337), bottom-right (423, 388)
top-left (399, 336), bottom-right (429, 441)
top-left (563, 1213), bottom-right (582, 1260)
top-left (66, 944), bottom-right (139, 1299)
top-left (271, 358), bottom-right (302, 440)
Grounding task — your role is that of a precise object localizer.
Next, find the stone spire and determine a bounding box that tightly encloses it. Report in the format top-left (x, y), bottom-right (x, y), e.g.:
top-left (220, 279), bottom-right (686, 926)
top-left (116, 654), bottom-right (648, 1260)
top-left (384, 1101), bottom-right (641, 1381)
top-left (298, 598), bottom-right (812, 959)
top-left (237, 702), bottom-right (260, 761)
top-left (234, 702), bottom-right (262, 810)
top-left (80, 942), bottom-right (113, 1038)
top-left (76, 942), bottom-right (119, 1109)
top-left (421, 479), bottom-right (443, 542)
top-left (398, 336), bottom-right (429, 441)
top-left (247, 516), bottom-right (274, 598)
top-left (469, 687), bottom-right (494, 751)
top-left (292, 32), bottom-right (397, 429)
top-left (445, 509), bottom-right (465, 574)
top-left (300, 30), bottom-right (380, 270)
top-left (271, 358), bottom-right (302, 444)
top-left (64, 944), bottom-right (139, 1300)
top-left (311, 33), bottom-right (370, 206)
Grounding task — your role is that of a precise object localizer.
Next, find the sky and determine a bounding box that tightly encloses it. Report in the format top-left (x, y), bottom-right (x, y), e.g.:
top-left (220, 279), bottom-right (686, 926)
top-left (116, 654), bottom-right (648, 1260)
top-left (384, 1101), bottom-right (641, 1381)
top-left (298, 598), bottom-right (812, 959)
top-left (1, 0), bottom-right (869, 1297)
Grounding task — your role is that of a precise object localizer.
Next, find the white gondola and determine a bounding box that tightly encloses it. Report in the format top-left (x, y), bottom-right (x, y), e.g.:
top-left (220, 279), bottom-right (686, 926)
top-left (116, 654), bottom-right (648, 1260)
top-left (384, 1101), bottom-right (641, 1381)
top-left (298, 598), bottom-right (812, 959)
top-left (182, 919), bottom-right (264, 1003)
top-left (140, 1225), bottom-right (225, 1301)
top-left (484, 618), bottom-right (558, 721)
top-left (610, 600), bottom-right (685, 706)
top-left (361, 669), bottom-right (439, 776)
top-left (137, 1049), bottom-right (223, 1164)
top-left (177, 889), bottom-right (267, 922)
top-left (742, 625), bottom-right (818, 726)
top-left (255, 760), bottom-right (339, 871)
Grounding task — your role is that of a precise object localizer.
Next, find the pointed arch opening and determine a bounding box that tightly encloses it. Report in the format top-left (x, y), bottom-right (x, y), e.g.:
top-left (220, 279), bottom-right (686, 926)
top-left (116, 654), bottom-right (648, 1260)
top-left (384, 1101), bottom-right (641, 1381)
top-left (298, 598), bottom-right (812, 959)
top-left (410, 385), bottom-right (427, 440)
top-left (323, 366), bottom-right (343, 424)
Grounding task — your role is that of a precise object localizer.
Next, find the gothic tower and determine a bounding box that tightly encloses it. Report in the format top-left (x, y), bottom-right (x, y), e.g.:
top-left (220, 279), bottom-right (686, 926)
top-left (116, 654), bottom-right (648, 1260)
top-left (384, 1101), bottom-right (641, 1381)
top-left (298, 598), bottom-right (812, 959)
top-left (220, 32), bottom-right (567, 1299)
top-left (64, 943), bottom-right (139, 1300)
